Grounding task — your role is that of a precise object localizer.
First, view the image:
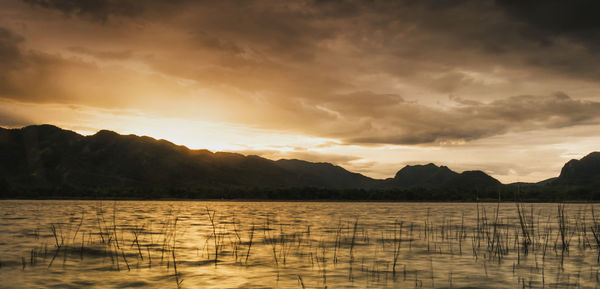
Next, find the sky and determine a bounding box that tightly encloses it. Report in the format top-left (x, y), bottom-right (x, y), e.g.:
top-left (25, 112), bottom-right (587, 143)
top-left (1, 0), bottom-right (600, 183)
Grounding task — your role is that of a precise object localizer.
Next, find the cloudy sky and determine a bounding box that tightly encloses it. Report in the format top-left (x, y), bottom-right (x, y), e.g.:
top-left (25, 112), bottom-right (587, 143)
top-left (1, 0), bottom-right (600, 183)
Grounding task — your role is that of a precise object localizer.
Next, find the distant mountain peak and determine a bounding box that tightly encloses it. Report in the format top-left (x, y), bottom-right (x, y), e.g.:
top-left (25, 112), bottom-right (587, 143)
top-left (391, 162), bottom-right (459, 188)
top-left (93, 129), bottom-right (120, 137)
top-left (23, 124), bottom-right (60, 130)
top-left (21, 124), bottom-right (65, 134)
top-left (557, 151), bottom-right (600, 185)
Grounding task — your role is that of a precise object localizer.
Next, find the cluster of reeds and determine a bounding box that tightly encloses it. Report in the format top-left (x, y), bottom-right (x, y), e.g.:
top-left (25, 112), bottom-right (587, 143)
top-left (6, 202), bottom-right (600, 288)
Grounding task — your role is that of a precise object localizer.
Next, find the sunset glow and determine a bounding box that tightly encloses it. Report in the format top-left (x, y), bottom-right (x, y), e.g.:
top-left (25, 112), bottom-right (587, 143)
top-left (1, 0), bottom-right (600, 183)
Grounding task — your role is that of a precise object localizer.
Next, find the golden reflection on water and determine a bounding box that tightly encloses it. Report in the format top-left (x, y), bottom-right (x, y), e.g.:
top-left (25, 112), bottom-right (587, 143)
top-left (0, 200), bottom-right (600, 288)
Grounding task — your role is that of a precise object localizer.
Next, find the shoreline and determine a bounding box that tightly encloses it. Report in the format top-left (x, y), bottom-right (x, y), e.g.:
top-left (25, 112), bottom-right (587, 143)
top-left (2, 198), bottom-right (599, 203)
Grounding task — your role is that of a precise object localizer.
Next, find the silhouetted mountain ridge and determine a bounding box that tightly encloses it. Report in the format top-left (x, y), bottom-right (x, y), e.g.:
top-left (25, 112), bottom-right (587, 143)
top-left (555, 152), bottom-right (600, 186)
top-left (0, 125), bottom-right (376, 191)
top-left (1, 125), bottom-right (598, 200)
top-left (389, 163), bottom-right (458, 188)
top-left (382, 164), bottom-right (501, 190)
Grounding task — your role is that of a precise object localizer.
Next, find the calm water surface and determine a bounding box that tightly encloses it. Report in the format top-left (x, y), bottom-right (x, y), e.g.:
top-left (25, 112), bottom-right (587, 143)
top-left (1, 200), bottom-right (599, 288)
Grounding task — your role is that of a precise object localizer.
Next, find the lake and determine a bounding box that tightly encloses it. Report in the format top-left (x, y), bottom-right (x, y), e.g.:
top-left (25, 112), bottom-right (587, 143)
top-left (0, 200), bottom-right (599, 288)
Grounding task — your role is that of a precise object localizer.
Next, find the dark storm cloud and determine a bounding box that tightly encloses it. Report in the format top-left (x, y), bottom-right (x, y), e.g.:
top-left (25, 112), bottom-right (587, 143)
top-left (67, 46), bottom-right (132, 60)
top-left (344, 92), bottom-right (600, 145)
top-left (18, 0), bottom-right (600, 78)
top-left (496, 0), bottom-right (600, 48)
top-left (3, 0), bottom-right (600, 147)
top-left (22, 0), bottom-right (142, 22)
top-left (0, 27), bottom-right (25, 95)
top-left (0, 27), bottom-right (23, 69)
top-left (0, 27), bottom-right (75, 101)
top-left (467, 92), bottom-right (600, 129)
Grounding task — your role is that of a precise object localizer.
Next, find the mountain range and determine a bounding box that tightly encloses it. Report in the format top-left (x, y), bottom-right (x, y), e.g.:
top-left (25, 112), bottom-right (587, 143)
top-left (0, 125), bottom-right (598, 200)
